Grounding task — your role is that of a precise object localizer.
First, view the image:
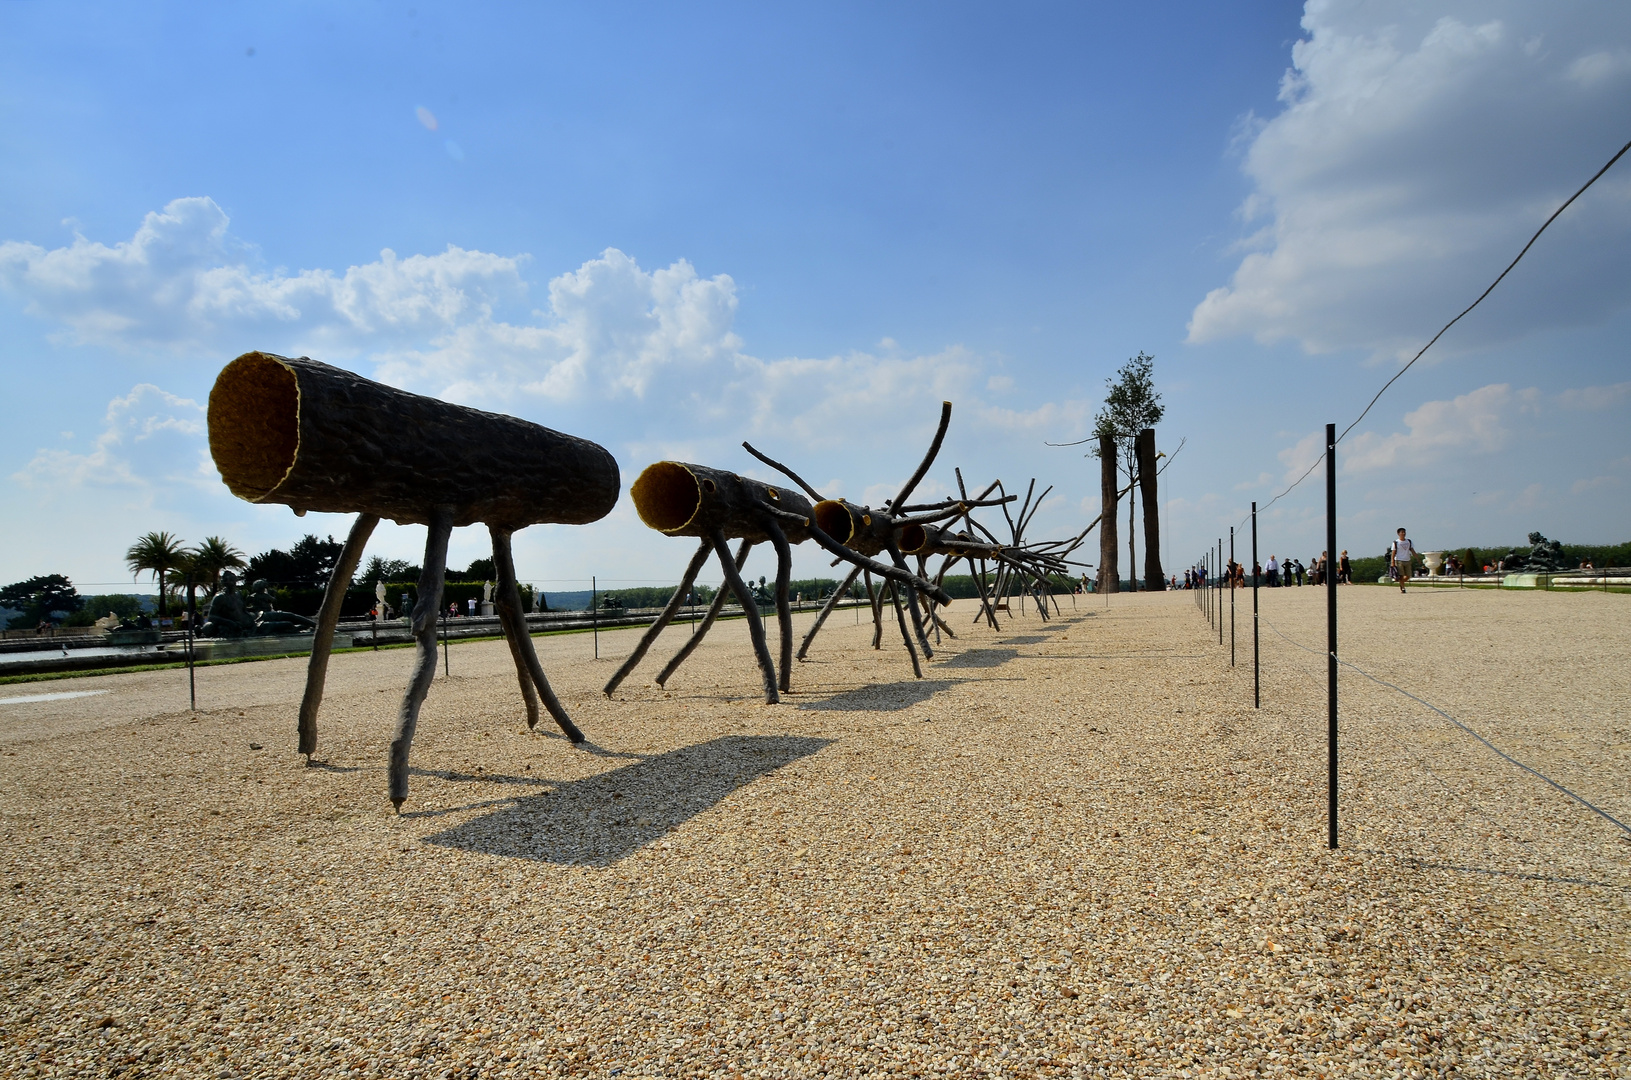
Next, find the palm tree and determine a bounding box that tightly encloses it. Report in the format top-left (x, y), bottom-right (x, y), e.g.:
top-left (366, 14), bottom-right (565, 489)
top-left (125, 531), bottom-right (189, 619)
top-left (187, 535), bottom-right (247, 598)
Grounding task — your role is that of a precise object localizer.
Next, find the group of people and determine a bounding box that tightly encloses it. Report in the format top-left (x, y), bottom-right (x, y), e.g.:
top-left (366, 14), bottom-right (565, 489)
top-left (1185, 550), bottom-right (1354, 589)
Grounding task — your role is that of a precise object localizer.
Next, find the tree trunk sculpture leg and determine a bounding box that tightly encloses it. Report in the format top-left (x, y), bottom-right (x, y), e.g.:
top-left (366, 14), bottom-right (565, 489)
top-left (298, 512), bottom-right (379, 759)
top-left (917, 555), bottom-right (947, 644)
top-left (711, 529), bottom-right (779, 704)
top-left (491, 527), bottom-right (584, 742)
top-left (969, 558), bottom-right (1000, 629)
top-left (865, 570), bottom-right (884, 649)
top-left (656, 541), bottom-right (753, 687)
top-left (764, 518), bottom-right (795, 693)
top-left (488, 531), bottom-right (540, 730)
top-left (886, 541), bottom-right (934, 659)
top-left (389, 509), bottom-right (454, 810)
top-left (797, 564), bottom-right (862, 660)
top-left (887, 583), bottom-right (923, 678)
top-left (604, 539), bottom-right (712, 696)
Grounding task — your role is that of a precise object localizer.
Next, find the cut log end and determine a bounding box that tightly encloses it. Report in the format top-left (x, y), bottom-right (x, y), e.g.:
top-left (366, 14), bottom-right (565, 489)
top-left (813, 500), bottom-right (857, 545)
top-left (209, 352), bottom-right (299, 502)
top-left (390, 797), bottom-right (405, 812)
top-left (631, 461), bottom-right (701, 533)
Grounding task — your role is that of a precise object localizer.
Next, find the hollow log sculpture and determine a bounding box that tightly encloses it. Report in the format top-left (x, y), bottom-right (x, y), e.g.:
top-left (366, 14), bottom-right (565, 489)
top-left (745, 402), bottom-right (1018, 674)
top-left (208, 351), bottom-right (618, 808)
top-left (613, 461), bottom-right (950, 701)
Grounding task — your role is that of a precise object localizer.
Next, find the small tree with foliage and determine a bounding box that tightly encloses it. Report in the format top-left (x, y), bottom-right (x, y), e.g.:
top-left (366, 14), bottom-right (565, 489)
top-left (1089, 353), bottom-right (1163, 590)
top-left (125, 531), bottom-right (189, 619)
top-left (0, 575), bottom-right (83, 629)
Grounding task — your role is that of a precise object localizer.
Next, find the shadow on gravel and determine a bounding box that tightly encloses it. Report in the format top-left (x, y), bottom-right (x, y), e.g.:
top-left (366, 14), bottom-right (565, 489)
top-left (941, 648), bottom-right (1019, 669)
top-left (421, 735), bottom-right (832, 865)
top-left (798, 680), bottom-right (959, 712)
top-left (998, 635), bottom-right (1049, 645)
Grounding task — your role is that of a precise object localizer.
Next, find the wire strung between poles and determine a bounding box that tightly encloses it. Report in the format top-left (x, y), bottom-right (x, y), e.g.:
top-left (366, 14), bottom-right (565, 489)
top-left (1258, 614), bottom-right (1631, 838)
top-left (1236, 136), bottom-right (1631, 530)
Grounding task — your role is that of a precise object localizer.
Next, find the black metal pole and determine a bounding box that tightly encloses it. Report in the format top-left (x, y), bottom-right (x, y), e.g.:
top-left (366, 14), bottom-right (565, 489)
top-left (1218, 539), bottom-right (1224, 646)
top-left (1325, 422), bottom-right (1339, 850)
top-left (592, 575), bottom-right (599, 659)
top-left (185, 575), bottom-right (196, 712)
top-left (441, 603), bottom-right (450, 677)
top-left (1229, 526), bottom-right (1236, 668)
top-left (1251, 501), bottom-right (1260, 709)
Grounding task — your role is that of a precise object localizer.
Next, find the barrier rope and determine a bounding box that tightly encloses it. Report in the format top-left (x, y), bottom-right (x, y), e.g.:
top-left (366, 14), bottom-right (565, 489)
top-left (1258, 613), bottom-right (1631, 838)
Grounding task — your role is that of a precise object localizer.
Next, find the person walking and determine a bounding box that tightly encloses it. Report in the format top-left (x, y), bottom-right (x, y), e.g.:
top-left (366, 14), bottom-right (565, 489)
top-left (1338, 550), bottom-right (1352, 584)
top-left (1265, 554), bottom-right (1279, 588)
top-left (1390, 527), bottom-right (1417, 593)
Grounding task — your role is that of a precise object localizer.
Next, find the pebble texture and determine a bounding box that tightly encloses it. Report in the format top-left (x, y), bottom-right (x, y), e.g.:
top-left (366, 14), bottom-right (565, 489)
top-left (1, 586), bottom-right (1627, 1078)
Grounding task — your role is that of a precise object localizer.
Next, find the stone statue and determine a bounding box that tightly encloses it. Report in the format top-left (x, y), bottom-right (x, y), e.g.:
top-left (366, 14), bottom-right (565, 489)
top-left (375, 581), bottom-right (388, 618)
top-left (1503, 531), bottom-right (1570, 573)
top-left (199, 573), bottom-right (259, 638)
top-left (243, 577), bottom-right (317, 634)
top-left (483, 580), bottom-right (495, 604)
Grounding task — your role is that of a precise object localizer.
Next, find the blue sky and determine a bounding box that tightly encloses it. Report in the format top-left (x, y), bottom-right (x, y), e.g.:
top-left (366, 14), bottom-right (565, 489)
top-left (3, 1), bottom-right (1628, 595)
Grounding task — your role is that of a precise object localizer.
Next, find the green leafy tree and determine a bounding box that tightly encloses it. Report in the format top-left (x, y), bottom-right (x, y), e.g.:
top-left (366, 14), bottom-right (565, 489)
top-left (125, 531), bottom-right (189, 619)
top-left (246, 534), bottom-right (345, 588)
top-left (0, 575), bottom-right (83, 629)
top-left (186, 535), bottom-right (247, 597)
top-left (358, 556), bottom-right (418, 585)
top-left (1089, 353), bottom-right (1163, 591)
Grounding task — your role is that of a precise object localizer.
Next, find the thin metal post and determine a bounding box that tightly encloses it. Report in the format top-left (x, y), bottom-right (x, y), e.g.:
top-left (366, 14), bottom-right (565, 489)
top-left (185, 575), bottom-right (196, 712)
top-left (1251, 502), bottom-right (1260, 709)
top-left (1229, 526), bottom-right (1236, 667)
top-left (441, 604), bottom-right (450, 677)
top-left (592, 576), bottom-right (599, 659)
top-left (1218, 539), bottom-right (1224, 646)
top-left (1325, 422), bottom-right (1338, 850)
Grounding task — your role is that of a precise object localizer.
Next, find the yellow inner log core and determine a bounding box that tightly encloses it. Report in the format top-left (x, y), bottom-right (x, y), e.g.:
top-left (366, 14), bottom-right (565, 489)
top-left (813, 500), bottom-right (856, 546)
top-left (631, 461), bottom-right (702, 533)
top-left (208, 352), bottom-right (300, 502)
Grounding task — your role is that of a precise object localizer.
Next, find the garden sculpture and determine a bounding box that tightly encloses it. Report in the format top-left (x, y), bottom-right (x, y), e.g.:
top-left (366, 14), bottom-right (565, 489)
top-left (207, 351), bottom-right (618, 808)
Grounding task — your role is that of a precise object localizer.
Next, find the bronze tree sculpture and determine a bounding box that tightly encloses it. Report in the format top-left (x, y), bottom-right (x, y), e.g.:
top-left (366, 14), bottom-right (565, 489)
top-left (207, 351), bottom-right (619, 808)
top-left (608, 452), bottom-right (956, 702)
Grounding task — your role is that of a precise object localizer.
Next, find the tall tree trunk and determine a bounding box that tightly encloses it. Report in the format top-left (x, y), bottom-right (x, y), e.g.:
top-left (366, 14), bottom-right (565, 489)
top-left (1127, 457), bottom-right (1137, 593)
top-left (1137, 428), bottom-right (1165, 591)
top-left (1098, 434), bottom-right (1119, 593)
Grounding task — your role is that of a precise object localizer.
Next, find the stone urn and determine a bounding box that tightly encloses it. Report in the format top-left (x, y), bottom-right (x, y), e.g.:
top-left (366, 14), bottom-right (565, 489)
top-left (1421, 550), bottom-right (1446, 577)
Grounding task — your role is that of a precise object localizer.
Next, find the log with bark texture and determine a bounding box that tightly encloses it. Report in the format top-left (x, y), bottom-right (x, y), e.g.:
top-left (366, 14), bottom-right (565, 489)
top-left (1137, 427), bottom-right (1165, 591)
top-left (631, 462), bottom-right (813, 545)
top-left (389, 508), bottom-right (453, 809)
top-left (297, 512), bottom-right (377, 758)
top-left (1098, 432), bottom-right (1120, 593)
top-left (209, 352), bottom-right (619, 530)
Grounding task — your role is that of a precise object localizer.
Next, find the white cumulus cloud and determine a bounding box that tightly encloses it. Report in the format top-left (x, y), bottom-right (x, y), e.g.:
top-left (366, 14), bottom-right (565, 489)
top-left (13, 384), bottom-right (212, 499)
top-left (0, 196), bottom-right (528, 352)
top-left (1189, 1), bottom-right (1631, 358)
top-left (1340, 382), bottom-right (1531, 472)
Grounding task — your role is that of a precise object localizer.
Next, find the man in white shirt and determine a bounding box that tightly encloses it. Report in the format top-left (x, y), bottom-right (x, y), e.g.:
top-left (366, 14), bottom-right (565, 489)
top-left (1265, 554), bottom-right (1279, 587)
top-left (1390, 528), bottom-right (1417, 593)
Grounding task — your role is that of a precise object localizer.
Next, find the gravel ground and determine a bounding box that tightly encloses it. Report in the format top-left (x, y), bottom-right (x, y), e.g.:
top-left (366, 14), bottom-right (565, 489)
top-left (1, 586), bottom-right (1627, 1078)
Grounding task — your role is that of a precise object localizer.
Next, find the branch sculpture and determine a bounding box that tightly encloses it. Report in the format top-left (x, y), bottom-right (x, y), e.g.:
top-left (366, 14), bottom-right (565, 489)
top-left (208, 351), bottom-right (618, 808)
top-left (612, 459), bottom-right (951, 701)
top-left (745, 401), bottom-right (1013, 675)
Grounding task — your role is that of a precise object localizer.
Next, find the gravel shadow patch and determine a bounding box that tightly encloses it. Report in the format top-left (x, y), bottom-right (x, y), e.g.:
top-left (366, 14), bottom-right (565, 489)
top-left (998, 635), bottom-right (1049, 645)
top-left (798, 680), bottom-right (959, 712)
top-left (940, 647), bottom-right (1019, 668)
top-left (421, 734), bottom-right (832, 865)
